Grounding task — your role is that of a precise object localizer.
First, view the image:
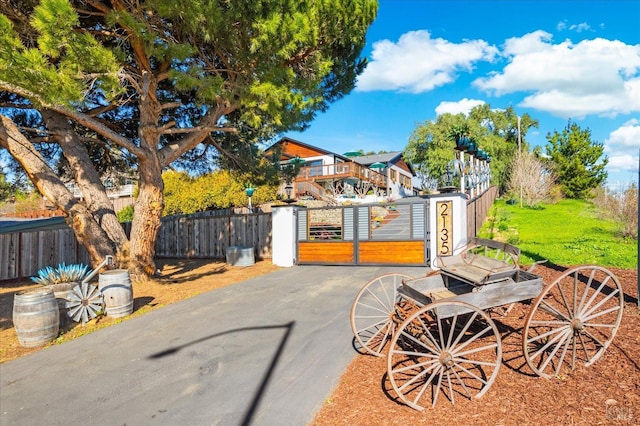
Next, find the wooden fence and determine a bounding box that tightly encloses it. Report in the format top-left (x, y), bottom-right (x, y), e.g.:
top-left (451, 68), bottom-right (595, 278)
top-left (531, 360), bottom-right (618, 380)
top-left (467, 186), bottom-right (499, 238)
top-left (0, 228), bottom-right (91, 282)
top-left (154, 212), bottom-right (272, 259)
top-left (1, 212), bottom-right (272, 282)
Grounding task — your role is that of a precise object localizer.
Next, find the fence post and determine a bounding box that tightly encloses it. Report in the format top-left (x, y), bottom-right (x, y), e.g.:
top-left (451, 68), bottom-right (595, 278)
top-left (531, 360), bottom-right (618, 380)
top-left (428, 193), bottom-right (468, 263)
top-left (272, 205), bottom-right (297, 267)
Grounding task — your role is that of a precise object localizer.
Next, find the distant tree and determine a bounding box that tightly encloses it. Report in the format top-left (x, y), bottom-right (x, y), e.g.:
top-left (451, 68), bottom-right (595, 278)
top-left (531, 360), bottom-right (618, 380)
top-left (404, 106), bottom-right (537, 192)
top-left (0, 0), bottom-right (376, 277)
top-left (508, 149), bottom-right (555, 207)
top-left (0, 171), bottom-right (10, 201)
top-left (116, 205), bottom-right (134, 223)
top-left (404, 113), bottom-right (467, 189)
top-left (545, 121), bottom-right (608, 198)
top-left (468, 105), bottom-right (538, 193)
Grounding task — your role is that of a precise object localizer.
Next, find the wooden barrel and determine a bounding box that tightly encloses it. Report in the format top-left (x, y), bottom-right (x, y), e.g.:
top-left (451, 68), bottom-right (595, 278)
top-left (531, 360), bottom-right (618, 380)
top-left (13, 288), bottom-right (60, 348)
top-left (47, 282), bottom-right (79, 328)
top-left (98, 270), bottom-right (133, 318)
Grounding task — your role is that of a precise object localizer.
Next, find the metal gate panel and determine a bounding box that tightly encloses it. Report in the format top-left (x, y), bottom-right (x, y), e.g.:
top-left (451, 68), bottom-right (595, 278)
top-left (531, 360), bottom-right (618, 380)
top-left (296, 200), bottom-right (430, 266)
top-left (358, 241), bottom-right (425, 265)
top-left (298, 241), bottom-right (354, 264)
top-left (357, 206), bottom-right (370, 241)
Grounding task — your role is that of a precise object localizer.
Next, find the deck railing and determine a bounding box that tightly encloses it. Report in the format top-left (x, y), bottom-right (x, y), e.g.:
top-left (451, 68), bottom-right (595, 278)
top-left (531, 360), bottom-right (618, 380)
top-left (296, 162), bottom-right (387, 187)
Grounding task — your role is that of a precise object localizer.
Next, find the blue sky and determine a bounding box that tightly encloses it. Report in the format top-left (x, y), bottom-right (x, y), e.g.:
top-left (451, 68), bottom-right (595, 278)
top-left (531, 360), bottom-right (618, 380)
top-left (284, 0), bottom-right (640, 190)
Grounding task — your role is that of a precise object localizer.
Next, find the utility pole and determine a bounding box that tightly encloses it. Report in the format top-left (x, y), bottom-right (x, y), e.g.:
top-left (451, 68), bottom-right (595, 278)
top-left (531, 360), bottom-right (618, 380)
top-left (518, 115), bottom-right (523, 208)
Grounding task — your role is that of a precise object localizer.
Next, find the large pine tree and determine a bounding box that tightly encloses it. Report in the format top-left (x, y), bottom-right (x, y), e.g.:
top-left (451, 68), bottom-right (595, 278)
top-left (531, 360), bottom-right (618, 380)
top-left (0, 0), bottom-right (377, 277)
top-left (545, 120), bottom-right (608, 199)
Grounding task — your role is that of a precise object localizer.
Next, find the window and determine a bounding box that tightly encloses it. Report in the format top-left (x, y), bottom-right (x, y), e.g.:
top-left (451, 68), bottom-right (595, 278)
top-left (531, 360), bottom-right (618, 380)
top-left (308, 160), bottom-right (323, 177)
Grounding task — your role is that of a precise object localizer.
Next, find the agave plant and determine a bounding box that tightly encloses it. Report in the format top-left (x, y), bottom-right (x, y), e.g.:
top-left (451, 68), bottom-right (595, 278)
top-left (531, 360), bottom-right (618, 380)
top-left (31, 263), bottom-right (90, 286)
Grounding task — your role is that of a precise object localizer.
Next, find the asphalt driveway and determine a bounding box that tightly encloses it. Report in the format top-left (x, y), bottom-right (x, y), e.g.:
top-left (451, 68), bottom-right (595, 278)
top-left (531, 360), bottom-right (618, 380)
top-left (0, 264), bottom-right (426, 426)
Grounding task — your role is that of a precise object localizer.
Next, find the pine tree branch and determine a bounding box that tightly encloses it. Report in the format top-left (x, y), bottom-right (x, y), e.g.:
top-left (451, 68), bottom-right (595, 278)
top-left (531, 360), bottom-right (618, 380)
top-left (0, 80), bottom-right (144, 157)
top-left (161, 126), bottom-right (238, 135)
top-left (161, 102), bottom-right (182, 111)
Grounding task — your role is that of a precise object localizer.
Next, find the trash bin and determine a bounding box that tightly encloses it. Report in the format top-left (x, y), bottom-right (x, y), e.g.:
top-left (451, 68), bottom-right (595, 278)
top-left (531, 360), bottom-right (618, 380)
top-left (226, 246), bottom-right (255, 266)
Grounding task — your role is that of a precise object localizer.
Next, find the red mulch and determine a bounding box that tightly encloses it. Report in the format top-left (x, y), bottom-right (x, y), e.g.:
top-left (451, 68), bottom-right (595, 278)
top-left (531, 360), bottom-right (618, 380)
top-left (312, 265), bottom-right (640, 426)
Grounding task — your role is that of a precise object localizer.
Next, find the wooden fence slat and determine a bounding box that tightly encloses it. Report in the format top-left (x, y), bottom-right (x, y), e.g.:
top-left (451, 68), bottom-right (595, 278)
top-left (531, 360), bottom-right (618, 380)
top-left (1, 211), bottom-right (273, 282)
top-left (467, 186), bottom-right (498, 239)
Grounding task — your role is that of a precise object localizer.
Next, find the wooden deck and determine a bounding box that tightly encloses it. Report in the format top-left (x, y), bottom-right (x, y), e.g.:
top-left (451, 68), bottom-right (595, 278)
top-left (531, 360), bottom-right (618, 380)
top-left (295, 163), bottom-right (387, 188)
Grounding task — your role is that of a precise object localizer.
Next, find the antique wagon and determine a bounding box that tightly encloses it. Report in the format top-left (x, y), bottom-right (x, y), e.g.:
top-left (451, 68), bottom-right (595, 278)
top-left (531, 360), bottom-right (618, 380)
top-left (350, 238), bottom-right (624, 410)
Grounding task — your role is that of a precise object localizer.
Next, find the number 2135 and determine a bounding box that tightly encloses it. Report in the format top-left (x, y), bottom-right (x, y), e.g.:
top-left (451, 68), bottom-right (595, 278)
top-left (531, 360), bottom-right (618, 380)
top-left (437, 201), bottom-right (453, 256)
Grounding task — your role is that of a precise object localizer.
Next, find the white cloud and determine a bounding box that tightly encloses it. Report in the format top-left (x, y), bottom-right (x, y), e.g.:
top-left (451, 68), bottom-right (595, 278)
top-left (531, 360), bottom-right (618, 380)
top-left (435, 99), bottom-right (486, 116)
top-left (605, 119), bottom-right (640, 150)
top-left (604, 119), bottom-right (640, 173)
top-left (608, 153), bottom-right (637, 171)
top-left (473, 32), bottom-right (640, 118)
top-left (569, 23), bottom-right (592, 33)
top-left (558, 20), bottom-right (595, 33)
top-left (356, 30), bottom-right (498, 93)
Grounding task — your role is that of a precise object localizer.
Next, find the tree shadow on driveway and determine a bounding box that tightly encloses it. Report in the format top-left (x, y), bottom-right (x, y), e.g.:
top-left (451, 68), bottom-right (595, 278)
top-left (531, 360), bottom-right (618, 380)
top-left (148, 321), bottom-right (295, 426)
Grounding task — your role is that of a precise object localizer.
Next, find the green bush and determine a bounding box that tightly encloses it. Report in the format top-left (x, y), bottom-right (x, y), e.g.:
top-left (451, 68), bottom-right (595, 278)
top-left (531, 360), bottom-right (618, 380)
top-left (162, 170), bottom-right (278, 216)
top-left (117, 205), bottom-right (134, 222)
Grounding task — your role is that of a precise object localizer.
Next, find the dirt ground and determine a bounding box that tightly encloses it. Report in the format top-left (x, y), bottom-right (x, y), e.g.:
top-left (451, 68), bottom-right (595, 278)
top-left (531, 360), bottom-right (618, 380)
top-left (1, 261), bottom-right (639, 425)
top-left (312, 265), bottom-right (640, 426)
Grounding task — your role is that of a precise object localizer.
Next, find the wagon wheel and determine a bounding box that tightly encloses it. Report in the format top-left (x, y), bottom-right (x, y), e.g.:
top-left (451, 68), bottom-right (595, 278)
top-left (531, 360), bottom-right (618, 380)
top-left (523, 266), bottom-right (623, 379)
top-left (387, 301), bottom-right (502, 410)
top-left (350, 273), bottom-right (413, 357)
top-left (66, 282), bottom-right (104, 325)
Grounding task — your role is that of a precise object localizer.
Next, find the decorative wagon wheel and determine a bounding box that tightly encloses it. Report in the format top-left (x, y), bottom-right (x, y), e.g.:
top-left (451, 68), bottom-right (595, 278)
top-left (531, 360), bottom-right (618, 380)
top-left (350, 273), bottom-right (413, 356)
top-left (523, 265), bottom-right (624, 379)
top-left (66, 282), bottom-right (104, 325)
top-left (387, 301), bottom-right (502, 410)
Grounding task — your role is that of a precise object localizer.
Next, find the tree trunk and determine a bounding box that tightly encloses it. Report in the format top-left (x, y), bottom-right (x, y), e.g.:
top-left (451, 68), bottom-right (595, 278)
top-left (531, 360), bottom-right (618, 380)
top-left (129, 160), bottom-right (164, 278)
top-left (41, 110), bottom-right (129, 251)
top-left (128, 70), bottom-right (164, 279)
top-left (0, 114), bottom-right (116, 267)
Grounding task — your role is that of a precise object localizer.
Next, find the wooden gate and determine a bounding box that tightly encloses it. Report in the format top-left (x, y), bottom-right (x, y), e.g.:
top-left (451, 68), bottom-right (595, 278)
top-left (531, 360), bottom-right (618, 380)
top-left (296, 200), bottom-right (430, 266)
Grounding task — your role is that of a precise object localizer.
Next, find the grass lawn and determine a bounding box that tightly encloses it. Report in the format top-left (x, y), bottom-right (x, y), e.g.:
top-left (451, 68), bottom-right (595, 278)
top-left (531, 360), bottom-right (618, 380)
top-left (478, 198), bottom-right (638, 269)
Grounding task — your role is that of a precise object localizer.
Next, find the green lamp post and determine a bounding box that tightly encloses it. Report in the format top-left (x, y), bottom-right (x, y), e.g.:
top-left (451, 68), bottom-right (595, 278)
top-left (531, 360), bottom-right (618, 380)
top-left (245, 185), bottom-right (255, 213)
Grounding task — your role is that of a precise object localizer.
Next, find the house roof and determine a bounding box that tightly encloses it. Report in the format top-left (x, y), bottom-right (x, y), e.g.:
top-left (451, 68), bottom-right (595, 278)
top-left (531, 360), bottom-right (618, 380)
top-left (352, 152), bottom-right (402, 165)
top-left (268, 137), bottom-right (415, 175)
top-left (266, 137), bottom-right (352, 162)
top-left (353, 152), bottom-right (416, 175)
top-left (0, 216), bottom-right (68, 234)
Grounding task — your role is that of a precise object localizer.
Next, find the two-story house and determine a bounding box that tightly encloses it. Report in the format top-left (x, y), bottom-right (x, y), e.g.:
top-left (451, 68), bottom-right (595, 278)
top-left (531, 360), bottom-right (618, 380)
top-left (267, 137), bottom-right (415, 203)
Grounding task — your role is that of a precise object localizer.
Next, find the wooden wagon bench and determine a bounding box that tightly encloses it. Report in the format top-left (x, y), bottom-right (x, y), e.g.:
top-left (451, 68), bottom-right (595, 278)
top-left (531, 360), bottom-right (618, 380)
top-left (349, 237), bottom-right (625, 411)
top-left (434, 237), bottom-right (521, 285)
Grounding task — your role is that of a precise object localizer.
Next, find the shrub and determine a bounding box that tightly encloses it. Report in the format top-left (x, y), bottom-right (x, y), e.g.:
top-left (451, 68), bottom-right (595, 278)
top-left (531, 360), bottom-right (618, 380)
top-left (594, 184), bottom-right (638, 239)
top-left (32, 263), bottom-right (90, 285)
top-left (117, 205), bottom-right (134, 222)
top-left (548, 185), bottom-right (563, 204)
top-left (508, 151), bottom-right (556, 207)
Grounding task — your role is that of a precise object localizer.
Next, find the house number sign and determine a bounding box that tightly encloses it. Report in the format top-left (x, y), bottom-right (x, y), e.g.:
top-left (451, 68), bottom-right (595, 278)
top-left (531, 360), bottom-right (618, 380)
top-left (437, 200), bottom-right (453, 256)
